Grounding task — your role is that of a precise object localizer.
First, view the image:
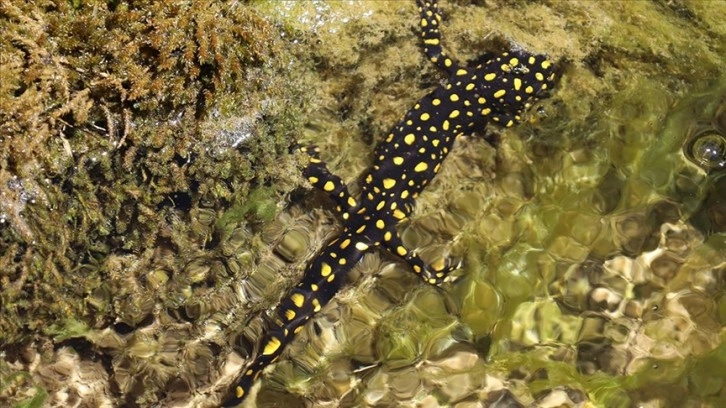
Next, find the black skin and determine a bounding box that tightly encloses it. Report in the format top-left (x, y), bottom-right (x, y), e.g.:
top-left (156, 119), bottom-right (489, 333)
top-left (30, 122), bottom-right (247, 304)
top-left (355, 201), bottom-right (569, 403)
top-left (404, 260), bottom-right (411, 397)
top-left (222, 0), bottom-right (557, 405)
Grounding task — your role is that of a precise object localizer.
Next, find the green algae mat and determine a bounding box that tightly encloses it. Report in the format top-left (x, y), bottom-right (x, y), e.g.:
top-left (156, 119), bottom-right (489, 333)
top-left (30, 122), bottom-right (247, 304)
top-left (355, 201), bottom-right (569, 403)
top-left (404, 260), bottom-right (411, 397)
top-left (1, 1), bottom-right (725, 407)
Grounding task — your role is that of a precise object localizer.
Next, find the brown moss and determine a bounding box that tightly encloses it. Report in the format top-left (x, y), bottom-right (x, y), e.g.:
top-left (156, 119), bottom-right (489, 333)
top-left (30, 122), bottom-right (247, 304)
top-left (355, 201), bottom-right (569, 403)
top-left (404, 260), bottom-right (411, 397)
top-left (1, 0), bottom-right (311, 405)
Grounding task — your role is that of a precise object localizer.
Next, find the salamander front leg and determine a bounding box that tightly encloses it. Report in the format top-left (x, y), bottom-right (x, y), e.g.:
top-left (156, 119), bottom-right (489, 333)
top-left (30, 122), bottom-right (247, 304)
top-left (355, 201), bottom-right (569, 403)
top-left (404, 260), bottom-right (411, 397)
top-left (298, 146), bottom-right (358, 213)
top-left (416, 0), bottom-right (462, 76)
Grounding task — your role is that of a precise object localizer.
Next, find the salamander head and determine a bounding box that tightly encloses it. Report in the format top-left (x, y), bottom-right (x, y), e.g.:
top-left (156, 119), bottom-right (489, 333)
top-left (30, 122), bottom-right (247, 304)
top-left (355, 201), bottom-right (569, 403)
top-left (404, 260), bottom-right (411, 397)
top-left (475, 49), bottom-right (558, 127)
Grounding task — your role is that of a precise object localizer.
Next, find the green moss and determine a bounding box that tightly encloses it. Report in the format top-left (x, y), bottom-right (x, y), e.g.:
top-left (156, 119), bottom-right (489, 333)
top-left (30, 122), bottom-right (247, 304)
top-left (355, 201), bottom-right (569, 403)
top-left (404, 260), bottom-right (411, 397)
top-left (218, 187), bottom-right (278, 233)
top-left (13, 388), bottom-right (47, 408)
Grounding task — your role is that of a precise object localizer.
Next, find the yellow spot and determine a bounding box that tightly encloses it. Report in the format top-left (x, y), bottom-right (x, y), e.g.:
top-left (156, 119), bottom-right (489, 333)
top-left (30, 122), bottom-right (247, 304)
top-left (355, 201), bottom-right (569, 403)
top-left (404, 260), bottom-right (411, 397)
top-left (355, 242), bottom-right (369, 251)
top-left (262, 337), bottom-right (281, 355)
top-left (236, 386), bottom-right (245, 399)
top-left (327, 274), bottom-right (335, 282)
top-left (294, 326), bottom-right (304, 334)
top-left (384, 231), bottom-right (392, 241)
top-left (432, 139), bottom-right (440, 147)
top-left (525, 85), bottom-right (534, 94)
top-left (311, 284), bottom-right (319, 291)
top-left (443, 120), bottom-right (450, 130)
top-left (542, 60), bottom-right (552, 69)
top-left (429, 126), bottom-right (437, 132)
top-left (420, 112), bottom-right (430, 121)
top-left (466, 83), bottom-right (475, 91)
top-left (432, 258), bottom-right (446, 272)
top-left (396, 246), bottom-right (407, 256)
top-left (393, 209), bottom-right (406, 219)
top-left (506, 120), bottom-right (513, 127)
top-left (444, 58), bottom-right (452, 67)
top-left (339, 258), bottom-right (346, 265)
top-left (449, 110), bottom-right (460, 119)
top-left (450, 94), bottom-right (459, 102)
top-left (484, 73), bottom-right (496, 81)
top-left (393, 156), bottom-right (404, 165)
top-left (285, 309), bottom-right (296, 321)
top-left (414, 162), bottom-right (429, 172)
top-left (424, 38), bottom-right (440, 45)
top-left (376, 219), bottom-right (385, 229)
top-left (541, 83), bottom-right (548, 90)
top-left (309, 157), bottom-right (321, 164)
top-left (321, 262), bottom-right (332, 277)
top-left (535, 72), bottom-right (544, 81)
top-left (401, 190), bottom-right (409, 199)
top-left (514, 78), bottom-right (522, 91)
top-left (312, 298), bottom-right (321, 312)
top-left (376, 201), bottom-right (385, 211)
top-left (501, 64), bottom-right (511, 72)
top-left (413, 265), bottom-right (422, 273)
top-left (432, 98), bottom-right (441, 106)
top-left (478, 97), bottom-right (486, 104)
top-left (348, 197), bottom-right (357, 207)
top-left (421, 18), bottom-right (427, 27)
top-left (433, 163), bottom-right (441, 173)
top-left (356, 225), bottom-right (366, 234)
top-left (404, 134), bottom-right (415, 145)
top-left (456, 69), bottom-right (467, 76)
top-left (385, 133), bottom-right (394, 142)
top-left (482, 108), bottom-right (491, 115)
top-left (510, 57), bottom-right (519, 66)
top-left (308, 176), bottom-right (319, 184)
top-left (340, 239), bottom-right (351, 249)
top-left (383, 178), bottom-right (396, 189)
top-left (529, 56), bottom-right (536, 64)
top-left (291, 293), bottom-right (305, 308)
top-left (494, 89), bottom-right (506, 99)
top-left (323, 181), bottom-right (335, 192)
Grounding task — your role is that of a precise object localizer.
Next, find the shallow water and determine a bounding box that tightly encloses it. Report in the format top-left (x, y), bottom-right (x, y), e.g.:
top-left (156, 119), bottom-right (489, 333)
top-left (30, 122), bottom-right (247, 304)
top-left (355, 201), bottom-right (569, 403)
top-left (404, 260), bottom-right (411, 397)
top-left (252, 1), bottom-right (726, 407)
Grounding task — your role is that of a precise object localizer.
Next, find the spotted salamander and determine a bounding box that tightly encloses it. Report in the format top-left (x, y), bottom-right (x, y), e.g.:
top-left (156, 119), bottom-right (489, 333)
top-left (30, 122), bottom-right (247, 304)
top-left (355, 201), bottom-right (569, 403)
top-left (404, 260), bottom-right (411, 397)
top-left (223, 0), bottom-right (557, 405)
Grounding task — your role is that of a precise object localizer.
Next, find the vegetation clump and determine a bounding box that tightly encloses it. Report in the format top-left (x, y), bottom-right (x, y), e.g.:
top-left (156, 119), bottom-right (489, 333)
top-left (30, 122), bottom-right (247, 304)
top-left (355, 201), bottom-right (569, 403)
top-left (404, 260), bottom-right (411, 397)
top-left (1, 1), bottom-right (309, 404)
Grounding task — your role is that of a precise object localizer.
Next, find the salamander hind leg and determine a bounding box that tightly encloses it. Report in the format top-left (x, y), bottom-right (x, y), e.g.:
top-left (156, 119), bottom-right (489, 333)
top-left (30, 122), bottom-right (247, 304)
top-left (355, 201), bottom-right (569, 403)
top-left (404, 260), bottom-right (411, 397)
top-left (297, 145), bottom-right (358, 214)
top-left (382, 227), bottom-right (461, 285)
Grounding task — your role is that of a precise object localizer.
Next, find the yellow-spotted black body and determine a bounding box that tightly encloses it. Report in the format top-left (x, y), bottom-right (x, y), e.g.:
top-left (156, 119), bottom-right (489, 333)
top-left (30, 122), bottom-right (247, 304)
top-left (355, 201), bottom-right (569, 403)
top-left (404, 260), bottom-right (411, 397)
top-left (223, 0), bottom-right (557, 405)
